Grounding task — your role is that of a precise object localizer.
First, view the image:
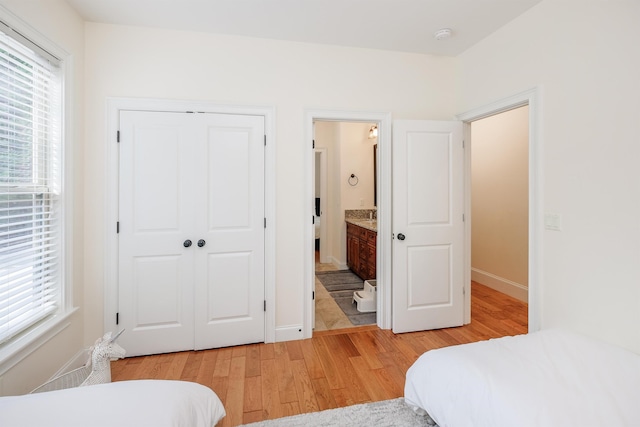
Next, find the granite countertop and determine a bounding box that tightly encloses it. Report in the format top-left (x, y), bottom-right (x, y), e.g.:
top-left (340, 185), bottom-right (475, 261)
top-left (346, 218), bottom-right (377, 232)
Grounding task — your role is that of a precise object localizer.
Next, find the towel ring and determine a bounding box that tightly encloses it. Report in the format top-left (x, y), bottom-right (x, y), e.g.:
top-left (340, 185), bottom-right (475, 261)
top-left (348, 174), bottom-right (359, 186)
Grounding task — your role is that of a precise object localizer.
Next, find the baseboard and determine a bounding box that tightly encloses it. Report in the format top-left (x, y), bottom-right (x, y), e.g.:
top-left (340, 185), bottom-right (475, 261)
top-left (326, 256), bottom-right (348, 270)
top-left (471, 268), bottom-right (528, 302)
top-left (275, 325), bottom-right (305, 342)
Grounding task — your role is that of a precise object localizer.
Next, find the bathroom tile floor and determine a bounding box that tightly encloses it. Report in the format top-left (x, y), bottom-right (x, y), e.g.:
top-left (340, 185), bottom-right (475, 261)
top-left (314, 253), bottom-right (375, 332)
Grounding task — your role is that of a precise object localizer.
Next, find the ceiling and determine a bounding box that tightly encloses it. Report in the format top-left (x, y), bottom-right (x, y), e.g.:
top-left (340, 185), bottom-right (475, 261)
top-left (64, 0), bottom-right (542, 56)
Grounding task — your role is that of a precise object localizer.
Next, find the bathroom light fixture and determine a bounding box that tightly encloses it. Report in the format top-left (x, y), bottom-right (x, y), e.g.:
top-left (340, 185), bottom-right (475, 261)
top-left (368, 125), bottom-right (378, 139)
top-left (433, 28), bottom-right (452, 40)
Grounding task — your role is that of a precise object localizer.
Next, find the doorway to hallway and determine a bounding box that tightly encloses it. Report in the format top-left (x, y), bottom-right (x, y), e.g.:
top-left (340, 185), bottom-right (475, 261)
top-left (470, 106), bottom-right (529, 307)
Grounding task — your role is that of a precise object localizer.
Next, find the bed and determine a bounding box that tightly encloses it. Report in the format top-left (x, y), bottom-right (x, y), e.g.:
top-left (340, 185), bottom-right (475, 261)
top-left (0, 380), bottom-right (225, 427)
top-left (404, 329), bottom-right (640, 427)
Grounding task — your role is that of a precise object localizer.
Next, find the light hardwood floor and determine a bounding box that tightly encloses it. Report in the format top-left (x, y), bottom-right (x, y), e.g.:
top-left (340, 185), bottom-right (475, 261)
top-left (111, 282), bottom-right (527, 426)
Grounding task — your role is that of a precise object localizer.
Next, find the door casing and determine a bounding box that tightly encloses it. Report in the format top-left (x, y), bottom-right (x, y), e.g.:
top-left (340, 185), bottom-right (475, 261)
top-left (304, 110), bottom-right (393, 337)
top-left (458, 87), bottom-right (541, 331)
top-left (104, 98), bottom-right (277, 343)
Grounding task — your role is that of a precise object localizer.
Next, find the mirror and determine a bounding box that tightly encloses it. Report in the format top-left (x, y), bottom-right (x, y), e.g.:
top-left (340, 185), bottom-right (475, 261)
top-left (373, 143), bottom-right (378, 207)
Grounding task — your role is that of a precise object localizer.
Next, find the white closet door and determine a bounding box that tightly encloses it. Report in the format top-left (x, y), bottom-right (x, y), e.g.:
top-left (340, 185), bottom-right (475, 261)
top-left (118, 111), bottom-right (198, 356)
top-left (194, 113), bottom-right (265, 349)
top-left (118, 111), bottom-right (265, 356)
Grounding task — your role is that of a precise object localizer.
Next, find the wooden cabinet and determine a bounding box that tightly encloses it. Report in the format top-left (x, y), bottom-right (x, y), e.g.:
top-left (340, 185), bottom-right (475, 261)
top-left (347, 230), bottom-right (360, 275)
top-left (346, 222), bottom-right (376, 280)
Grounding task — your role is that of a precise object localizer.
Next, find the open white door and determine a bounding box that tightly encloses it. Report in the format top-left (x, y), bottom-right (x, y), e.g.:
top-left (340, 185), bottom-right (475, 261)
top-left (392, 120), bottom-right (464, 333)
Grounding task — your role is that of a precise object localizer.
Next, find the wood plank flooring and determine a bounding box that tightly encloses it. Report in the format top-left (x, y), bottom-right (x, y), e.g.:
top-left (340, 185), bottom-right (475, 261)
top-left (111, 282), bottom-right (527, 426)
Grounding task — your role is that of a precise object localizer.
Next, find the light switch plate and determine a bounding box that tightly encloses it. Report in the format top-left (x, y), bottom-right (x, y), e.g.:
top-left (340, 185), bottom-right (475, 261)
top-left (544, 213), bottom-right (562, 231)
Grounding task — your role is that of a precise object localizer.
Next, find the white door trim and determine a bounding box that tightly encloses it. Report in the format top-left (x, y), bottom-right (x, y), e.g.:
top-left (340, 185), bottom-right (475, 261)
top-left (457, 87), bottom-right (542, 332)
top-left (304, 110), bottom-right (392, 337)
top-left (104, 97), bottom-right (277, 343)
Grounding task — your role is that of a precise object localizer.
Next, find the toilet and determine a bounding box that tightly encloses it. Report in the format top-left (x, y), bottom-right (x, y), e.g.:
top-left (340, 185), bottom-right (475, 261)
top-left (353, 280), bottom-right (377, 313)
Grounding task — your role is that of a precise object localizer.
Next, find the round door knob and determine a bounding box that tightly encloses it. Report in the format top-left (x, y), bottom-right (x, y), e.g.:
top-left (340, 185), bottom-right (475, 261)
top-left (183, 239), bottom-right (192, 248)
top-left (197, 239), bottom-right (206, 248)
top-left (397, 233), bottom-right (406, 241)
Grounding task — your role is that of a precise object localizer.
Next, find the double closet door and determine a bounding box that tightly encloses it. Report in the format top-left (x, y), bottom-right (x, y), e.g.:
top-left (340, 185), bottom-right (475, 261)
top-left (117, 111), bottom-right (265, 357)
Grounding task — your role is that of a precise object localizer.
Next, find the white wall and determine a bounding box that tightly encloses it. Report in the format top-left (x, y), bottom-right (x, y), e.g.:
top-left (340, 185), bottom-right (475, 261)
top-left (471, 106), bottom-right (528, 300)
top-left (314, 121), bottom-right (341, 265)
top-left (0, 0), bottom-right (85, 395)
top-left (340, 122), bottom-right (376, 211)
top-left (457, 0), bottom-right (640, 352)
top-left (83, 23), bottom-right (457, 339)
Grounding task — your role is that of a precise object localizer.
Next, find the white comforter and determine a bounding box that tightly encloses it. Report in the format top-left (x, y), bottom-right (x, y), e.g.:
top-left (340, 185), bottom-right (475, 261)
top-left (405, 329), bottom-right (640, 427)
top-left (0, 380), bottom-right (225, 427)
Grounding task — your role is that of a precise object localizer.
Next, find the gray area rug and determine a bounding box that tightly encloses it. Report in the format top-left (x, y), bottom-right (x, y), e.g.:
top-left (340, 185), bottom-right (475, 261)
top-left (315, 270), bottom-right (363, 291)
top-left (239, 398), bottom-right (436, 427)
top-left (315, 270), bottom-right (375, 325)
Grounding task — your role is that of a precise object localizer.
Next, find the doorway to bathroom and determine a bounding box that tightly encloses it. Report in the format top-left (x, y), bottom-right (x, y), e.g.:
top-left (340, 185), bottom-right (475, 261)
top-left (313, 120), bottom-right (379, 331)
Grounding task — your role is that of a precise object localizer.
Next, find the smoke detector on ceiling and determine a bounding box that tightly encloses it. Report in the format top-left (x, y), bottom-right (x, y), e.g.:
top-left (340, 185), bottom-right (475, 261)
top-left (433, 28), bottom-right (453, 40)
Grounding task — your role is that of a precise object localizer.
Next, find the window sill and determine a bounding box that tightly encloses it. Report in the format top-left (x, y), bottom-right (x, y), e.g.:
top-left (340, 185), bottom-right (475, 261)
top-left (0, 307), bottom-right (79, 377)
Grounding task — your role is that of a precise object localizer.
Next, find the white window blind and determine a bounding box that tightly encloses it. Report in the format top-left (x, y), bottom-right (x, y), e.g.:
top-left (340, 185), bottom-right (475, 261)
top-left (0, 30), bottom-right (62, 345)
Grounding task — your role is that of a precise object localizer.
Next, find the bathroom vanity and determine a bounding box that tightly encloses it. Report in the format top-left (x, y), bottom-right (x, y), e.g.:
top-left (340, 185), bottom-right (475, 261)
top-left (346, 220), bottom-right (377, 280)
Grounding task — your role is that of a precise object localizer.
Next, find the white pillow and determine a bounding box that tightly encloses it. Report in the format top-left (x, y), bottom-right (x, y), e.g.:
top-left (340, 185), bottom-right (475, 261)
top-left (0, 380), bottom-right (225, 427)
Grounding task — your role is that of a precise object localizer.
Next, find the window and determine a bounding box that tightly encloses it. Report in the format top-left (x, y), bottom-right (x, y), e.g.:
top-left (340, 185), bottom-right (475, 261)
top-left (0, 27), bottom-right (63, 345)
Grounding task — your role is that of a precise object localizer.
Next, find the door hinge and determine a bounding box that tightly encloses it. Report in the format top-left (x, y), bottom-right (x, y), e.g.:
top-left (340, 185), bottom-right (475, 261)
top-left (117, 130), bottom-right (120, 143)
top-left (264, 218), bottom-right (267, 228)
top-left (116, 312), bottom-right (119, 325)
top-left (312, 216), bottom-right (315, 224)
top-left (312, 291), bottom-right (315, 300)
top-left (264, 300), bottom-right (266, 312)
top-left (312, 139), bottom-right (315, 149)
top-left (462, 139), bottom-right (465, 148)
top-left (116, 221), bottom-right (120, 233)
top-left (264, 134), bottom-right (266, 146)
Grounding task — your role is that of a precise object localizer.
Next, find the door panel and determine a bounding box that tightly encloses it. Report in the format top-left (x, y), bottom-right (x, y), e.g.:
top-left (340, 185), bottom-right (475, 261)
top-left (194, 114), bottom-right (265, 350)
top-left (133, 255), bottom-right (183, 326)
top-left (393, 120), bottom-right (464, 333)
top-left (207, 127), bottom-right (252, 229)
top-left (407, 245), bottom-right (451, 306)
top-left (118, 111), bottom-right (196, 356)
top-left (407, 132), bottom-right (451, 224)
top-left (132, 127), bottom-right (182, 231)
top-left (205, 252), bottom-right (251, 320)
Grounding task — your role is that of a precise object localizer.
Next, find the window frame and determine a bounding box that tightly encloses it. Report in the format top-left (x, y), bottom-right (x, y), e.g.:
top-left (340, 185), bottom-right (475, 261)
top-left (0, 7), bottom-right (76, 376)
